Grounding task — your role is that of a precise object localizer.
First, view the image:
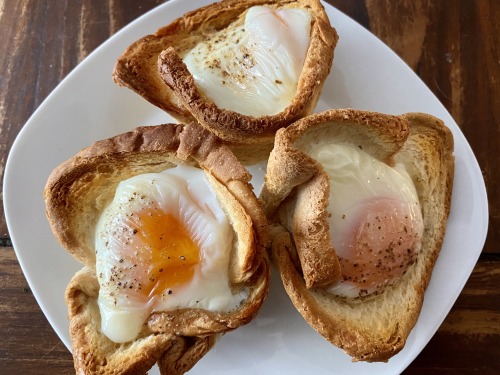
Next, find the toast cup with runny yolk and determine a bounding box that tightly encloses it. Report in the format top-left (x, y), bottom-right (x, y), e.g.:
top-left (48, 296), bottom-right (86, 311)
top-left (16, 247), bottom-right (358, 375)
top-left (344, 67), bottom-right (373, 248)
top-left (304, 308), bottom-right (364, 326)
top-left (44, 123), bottom-right (270, 374)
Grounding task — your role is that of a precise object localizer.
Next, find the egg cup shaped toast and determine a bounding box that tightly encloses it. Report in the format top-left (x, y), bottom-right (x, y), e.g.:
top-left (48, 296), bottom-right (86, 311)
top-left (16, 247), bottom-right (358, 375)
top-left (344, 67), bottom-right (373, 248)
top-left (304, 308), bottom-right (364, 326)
top-left (44, 123), bottom-right (270, 374)
top-left (113, 0), bottom-right (338, 163)
top-left (261, 109), bottom-right (454, 361)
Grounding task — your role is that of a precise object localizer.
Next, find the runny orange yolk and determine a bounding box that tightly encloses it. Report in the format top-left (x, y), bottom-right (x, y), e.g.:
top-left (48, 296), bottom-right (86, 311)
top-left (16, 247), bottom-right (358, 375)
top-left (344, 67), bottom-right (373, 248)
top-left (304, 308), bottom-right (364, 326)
top-left (130, 208), bottom-right (200, 298)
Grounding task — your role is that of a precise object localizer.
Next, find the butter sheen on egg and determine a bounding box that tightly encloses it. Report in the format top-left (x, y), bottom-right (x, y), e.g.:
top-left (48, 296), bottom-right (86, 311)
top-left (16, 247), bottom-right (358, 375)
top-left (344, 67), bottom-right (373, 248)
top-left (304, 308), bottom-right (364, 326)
top-left (183, 6), bottom-right (311, 117)
top-left (304, 143), bottom-right (424, 298)
top-left (95, 165), bottom-right (247, 343)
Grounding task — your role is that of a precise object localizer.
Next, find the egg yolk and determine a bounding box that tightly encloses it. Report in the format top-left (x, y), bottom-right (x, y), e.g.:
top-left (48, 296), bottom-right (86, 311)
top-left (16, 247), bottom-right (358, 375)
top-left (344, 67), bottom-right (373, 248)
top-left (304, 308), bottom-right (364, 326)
top-left (129, 208), bottom-right (200, 298)
top-left (336, 198), bottom-right (420, 291)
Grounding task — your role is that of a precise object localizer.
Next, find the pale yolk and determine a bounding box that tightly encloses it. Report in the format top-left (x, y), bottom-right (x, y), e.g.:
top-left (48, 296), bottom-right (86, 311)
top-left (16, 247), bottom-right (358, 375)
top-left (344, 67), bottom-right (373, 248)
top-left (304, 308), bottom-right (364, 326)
top-left (128, 208), bottom-right (200, 298)
top-left (336, 198), bottom-right (420, 291)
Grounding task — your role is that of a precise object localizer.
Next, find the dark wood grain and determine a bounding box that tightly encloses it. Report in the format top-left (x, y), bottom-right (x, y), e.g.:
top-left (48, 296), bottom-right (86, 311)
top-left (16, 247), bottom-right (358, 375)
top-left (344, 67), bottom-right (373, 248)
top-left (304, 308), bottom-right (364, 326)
top-left (0, 0), bottom-right (498, 374)
top-left (0, 248), bottom-right (74, 373)
top-left (0, 0), bottom-right (163, 238)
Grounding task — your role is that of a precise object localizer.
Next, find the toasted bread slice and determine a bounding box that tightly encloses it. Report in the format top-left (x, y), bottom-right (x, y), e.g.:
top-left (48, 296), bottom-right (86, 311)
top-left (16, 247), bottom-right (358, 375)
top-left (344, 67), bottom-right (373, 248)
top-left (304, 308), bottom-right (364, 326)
top-left (261, 109), bottom-right (454, 361)
top-left (44, 123), bottom-right (270, 373)
top-left (113, 0), bottom-right (337, 162)
top-left (65, 267), bottom-right (219, 375)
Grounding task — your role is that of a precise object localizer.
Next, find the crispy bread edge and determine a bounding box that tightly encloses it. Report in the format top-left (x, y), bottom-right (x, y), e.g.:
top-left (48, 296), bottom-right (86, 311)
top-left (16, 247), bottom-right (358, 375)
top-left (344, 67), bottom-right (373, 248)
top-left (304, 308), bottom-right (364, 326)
top-left (265, 110), bottom-right (454, 361)
top-left (46, 122), bottom-right (271, 373)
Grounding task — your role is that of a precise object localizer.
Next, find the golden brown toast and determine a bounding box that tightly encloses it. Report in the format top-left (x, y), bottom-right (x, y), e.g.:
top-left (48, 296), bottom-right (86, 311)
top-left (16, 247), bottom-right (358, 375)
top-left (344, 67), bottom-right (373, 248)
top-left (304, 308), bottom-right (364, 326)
top-left (113, 0), bottom-right (338, 163)
top-left (261, 109), bottom-right (454, 361)
top-left (44, 123), bottom-right (270, 374)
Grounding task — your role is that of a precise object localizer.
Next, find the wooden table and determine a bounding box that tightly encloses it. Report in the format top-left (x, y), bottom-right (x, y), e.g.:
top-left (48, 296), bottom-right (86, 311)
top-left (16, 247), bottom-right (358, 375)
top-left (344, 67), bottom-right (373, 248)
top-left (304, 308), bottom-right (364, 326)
top-left (0, 1), bottom-right (498, 373)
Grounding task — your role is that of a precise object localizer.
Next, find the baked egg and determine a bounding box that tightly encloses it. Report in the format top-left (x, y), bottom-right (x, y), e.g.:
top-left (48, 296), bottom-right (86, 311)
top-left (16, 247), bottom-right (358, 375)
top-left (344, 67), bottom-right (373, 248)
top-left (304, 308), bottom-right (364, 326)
top-left (183, 6), bottom-right (311, 117)
top-left (305, 143), bottom-right (424, 298)
top-left (95, 165), bottom-right (247, 343)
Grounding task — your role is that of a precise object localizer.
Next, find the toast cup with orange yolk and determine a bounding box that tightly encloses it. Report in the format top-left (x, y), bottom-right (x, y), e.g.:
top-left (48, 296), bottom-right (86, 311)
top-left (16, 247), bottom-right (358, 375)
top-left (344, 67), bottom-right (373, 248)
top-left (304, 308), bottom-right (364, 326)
top-left (261, 109), bottom-right (454, 362)
top-left (44, 122), bottom-right (270, 374)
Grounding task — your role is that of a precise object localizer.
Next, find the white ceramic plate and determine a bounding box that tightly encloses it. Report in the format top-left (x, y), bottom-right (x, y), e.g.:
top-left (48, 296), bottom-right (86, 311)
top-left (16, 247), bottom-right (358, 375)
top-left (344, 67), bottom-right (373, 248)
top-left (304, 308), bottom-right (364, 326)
top-left (4, 1), bottom-right (488, 374)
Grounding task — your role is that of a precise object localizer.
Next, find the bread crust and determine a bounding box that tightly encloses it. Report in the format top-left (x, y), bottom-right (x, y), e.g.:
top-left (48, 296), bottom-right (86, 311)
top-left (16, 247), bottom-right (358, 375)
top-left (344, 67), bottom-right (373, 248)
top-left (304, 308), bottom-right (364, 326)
top-left (113, 0), bottom-right (338, 160)
top-left (45, 122), bottom-right (270, 373)
top-left (262, 109), bottom-right (454, 361)
top-left (44, 123), bottom-right (268, 265)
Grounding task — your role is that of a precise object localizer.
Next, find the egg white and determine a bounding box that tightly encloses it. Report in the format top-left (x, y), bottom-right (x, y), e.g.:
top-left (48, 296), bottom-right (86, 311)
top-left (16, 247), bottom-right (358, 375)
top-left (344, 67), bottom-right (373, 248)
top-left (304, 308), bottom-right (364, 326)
top-left (95, 165), bottom-right (247, 343)
top-left (304, 143), bottom-right (424, 298)
top-left (183, 6), bottom-right (311, 117)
